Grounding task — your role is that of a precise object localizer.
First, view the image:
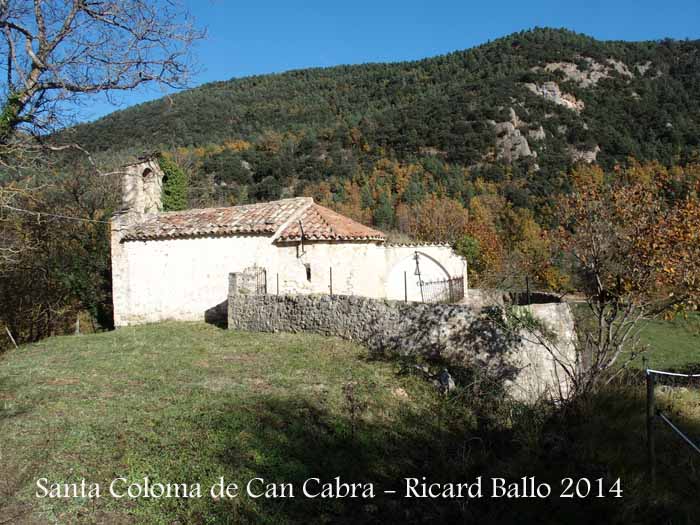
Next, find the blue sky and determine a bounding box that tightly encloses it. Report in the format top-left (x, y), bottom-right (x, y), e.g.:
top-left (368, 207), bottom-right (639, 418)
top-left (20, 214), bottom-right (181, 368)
top-left (80, 0), bottom-right (700, 122)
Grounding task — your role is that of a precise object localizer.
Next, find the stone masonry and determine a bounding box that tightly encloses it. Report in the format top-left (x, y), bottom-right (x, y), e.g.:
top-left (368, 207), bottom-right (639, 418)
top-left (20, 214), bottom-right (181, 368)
top-left (228, 275), bottom-right (577, 402)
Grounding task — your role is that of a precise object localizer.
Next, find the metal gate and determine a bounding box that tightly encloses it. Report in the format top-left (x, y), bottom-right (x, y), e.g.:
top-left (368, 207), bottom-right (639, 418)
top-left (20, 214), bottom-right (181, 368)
top-left (421, 276), bottom-right (464, 303)
top-left (251, 267), bottom-right (267, 295)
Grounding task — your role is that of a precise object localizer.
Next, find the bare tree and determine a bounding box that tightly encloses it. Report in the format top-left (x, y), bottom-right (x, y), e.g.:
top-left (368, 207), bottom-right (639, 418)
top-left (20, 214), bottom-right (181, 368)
top-left (0, 184), bottom-right (24, 267)
top-left (0, 0), bottom-right (203, 268)
top-left (0, 0), bottom-right (204, 143)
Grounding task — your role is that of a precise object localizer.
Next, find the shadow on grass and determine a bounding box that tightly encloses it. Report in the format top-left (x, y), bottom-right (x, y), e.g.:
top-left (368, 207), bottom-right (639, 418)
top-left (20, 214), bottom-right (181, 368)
top-left (204, 300), bottom-right (228, 329)
top-left (4, 377), bottom-right (700, 524)
top-left (187, 305), bottom-right (700, 523)
top-left (665, 362), bottom-right (700, 375)
top-left (178, 386), bottom-right (700, 525)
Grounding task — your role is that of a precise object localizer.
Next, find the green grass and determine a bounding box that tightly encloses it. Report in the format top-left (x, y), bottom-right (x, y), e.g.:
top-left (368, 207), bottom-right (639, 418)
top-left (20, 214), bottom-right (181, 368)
top-left (570, 304), bottom-right (700, 370)
top-left (638, 314), bottom-right (700, 370)
top-left (0, 323), bottom-right (464, 524)
top-left (1, 322), bottom-right (700, 524)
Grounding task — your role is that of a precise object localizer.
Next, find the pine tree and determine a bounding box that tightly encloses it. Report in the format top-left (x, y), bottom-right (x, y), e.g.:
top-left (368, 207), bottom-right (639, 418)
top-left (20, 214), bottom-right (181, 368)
top-left (360, 184), bottom-right (375, 209)
top-left (159, 155), bottom-right (188, 211)
top-left (373, 191), bottom-right (395, 229)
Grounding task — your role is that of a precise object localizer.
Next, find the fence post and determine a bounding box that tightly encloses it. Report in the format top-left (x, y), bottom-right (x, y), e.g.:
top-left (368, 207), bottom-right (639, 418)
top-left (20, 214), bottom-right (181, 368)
top-left (404, 271), bottom-right (407, 302)
top-left (414, 251), bottom-right (424, 302)
top-left (276, 273), bottom-right (279, 295)
top-left (526, 275), bottom-right (531, 305)
top-left (465, 260), bottom-right (468, 301)
top-left (329, 267), bottom-right (333, 296)
top-left (646, 369), bottom-right (656, 489)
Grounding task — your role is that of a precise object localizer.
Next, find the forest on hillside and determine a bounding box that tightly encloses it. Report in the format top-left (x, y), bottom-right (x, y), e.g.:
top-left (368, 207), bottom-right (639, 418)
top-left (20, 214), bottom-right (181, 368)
top-left (59, 28), bottom-right (700, 239)
top-left (3, 9), bottom-right (700, 522)
top-left (3, 27), bottom-right (700, 345)
top-left (63, 27), bottom-right (700, 188)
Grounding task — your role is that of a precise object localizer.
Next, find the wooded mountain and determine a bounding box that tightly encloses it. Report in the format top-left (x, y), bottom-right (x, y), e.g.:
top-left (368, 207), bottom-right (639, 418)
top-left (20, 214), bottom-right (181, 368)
top-left (62, 27), bottom-right (700, 209)
top-left (7, 27), bottom-right (700, 345)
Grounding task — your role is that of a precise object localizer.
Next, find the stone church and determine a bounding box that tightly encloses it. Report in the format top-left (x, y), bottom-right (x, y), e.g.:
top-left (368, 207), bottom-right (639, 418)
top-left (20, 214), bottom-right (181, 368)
top-left (111, 160), bottom-right (467, 326)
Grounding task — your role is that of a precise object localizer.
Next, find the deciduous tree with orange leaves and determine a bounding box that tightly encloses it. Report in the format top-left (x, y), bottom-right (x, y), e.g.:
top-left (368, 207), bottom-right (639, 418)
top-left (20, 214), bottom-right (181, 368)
top-left (405, 194), bottom-right (469, 243)
top-left (544, 165), bottom-right (700, 394)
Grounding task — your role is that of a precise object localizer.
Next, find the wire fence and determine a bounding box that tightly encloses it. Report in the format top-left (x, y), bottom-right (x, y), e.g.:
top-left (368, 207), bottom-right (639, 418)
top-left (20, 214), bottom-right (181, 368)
top-left (645, 367), bottom-right (700, 487)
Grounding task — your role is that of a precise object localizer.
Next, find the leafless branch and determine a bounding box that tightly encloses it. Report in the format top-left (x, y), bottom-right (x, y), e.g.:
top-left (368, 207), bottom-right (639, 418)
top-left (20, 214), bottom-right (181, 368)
top-left (0, 0), bottom-right (204, 144)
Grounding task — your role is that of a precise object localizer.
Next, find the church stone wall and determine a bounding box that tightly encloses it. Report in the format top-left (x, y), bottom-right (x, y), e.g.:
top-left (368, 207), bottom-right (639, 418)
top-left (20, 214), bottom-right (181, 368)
top-left (227, 289), bottom-right (576, 402)
top-left (112, 232), bottom-right (467, 327)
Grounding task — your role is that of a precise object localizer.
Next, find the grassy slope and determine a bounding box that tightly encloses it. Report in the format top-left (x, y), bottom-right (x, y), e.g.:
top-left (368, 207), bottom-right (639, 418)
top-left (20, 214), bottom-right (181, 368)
top-left (638, 314), bottom-right (700, 370)
top-left (1, 322), bottom-right (699, 524)
top-left (0, 323), bottom-right (462, 524)
top-left (571, 305), bottom-right (700, 370)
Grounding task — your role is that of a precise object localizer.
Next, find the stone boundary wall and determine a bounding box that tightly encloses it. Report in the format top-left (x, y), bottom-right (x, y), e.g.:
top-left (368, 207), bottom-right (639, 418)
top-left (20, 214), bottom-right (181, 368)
top-left (228, 281), bottom-right (576, 402)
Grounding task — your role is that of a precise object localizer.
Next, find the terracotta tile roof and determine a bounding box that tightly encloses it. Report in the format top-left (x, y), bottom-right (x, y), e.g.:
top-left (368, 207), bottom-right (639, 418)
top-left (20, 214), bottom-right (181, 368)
top-left (122, 197), bottom-right (312, 240)
top-left (276, 203), bottom-right (386, 242)
top-left (385, 242), bottom-right (452, 247)
top-left (121, 198), bottom-right (386, 243)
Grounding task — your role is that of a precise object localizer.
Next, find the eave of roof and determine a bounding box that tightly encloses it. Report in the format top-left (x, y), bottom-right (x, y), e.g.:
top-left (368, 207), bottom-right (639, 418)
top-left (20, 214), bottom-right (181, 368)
top-left (121, 197), bottom-right (310, 241)
top-left (275, 203), bottom-right (386, 243)
top-left (120, 198), bottom-right (386, 243)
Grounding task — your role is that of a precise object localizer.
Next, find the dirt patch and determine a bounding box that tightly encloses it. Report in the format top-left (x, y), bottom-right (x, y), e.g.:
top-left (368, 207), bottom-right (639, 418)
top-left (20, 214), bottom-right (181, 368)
top-left (45, 378), bottom-right (80, 386)
top-left (392, 387), bottom-right (410, 401)
top-left (199, 377), bottom-right (241, 392)
top-left (247, 378), bottom-right (270, 392)
top-left (220, 353), bottom-right (257, 364)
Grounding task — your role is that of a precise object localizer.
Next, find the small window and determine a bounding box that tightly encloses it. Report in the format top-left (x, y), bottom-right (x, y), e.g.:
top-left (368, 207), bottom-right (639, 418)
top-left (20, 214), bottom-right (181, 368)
top-left (304, 264), bottom-right (311, 282)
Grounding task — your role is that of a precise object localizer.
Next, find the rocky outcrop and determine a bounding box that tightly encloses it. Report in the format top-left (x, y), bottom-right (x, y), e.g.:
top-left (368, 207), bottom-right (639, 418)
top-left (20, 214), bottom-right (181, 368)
top-left (419, 146), bottom-right (448, 157)
top-left (528, 125), bottom-right (546, 141)
top-left (568, 144), bottom-right (601, 164)
top-left (635, 61), bottom-right (652, 75)
top-left (495, 122), bottom-right (532, 162)
top-left (536, 57), bottom-right (633, 88)
top-left (606, 58), bottom-right (634, 79)
top-left (541, 59), bottom-right (608, 87)
top-left (523, 82), bottom-right (585, 113)
top-left (491, 108), bottom-right (536, 162)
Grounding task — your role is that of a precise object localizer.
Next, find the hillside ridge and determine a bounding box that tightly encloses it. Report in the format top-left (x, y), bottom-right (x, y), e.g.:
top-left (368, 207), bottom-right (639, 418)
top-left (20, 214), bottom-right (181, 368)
top-left (60, 27), bottom-right (700, 215)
